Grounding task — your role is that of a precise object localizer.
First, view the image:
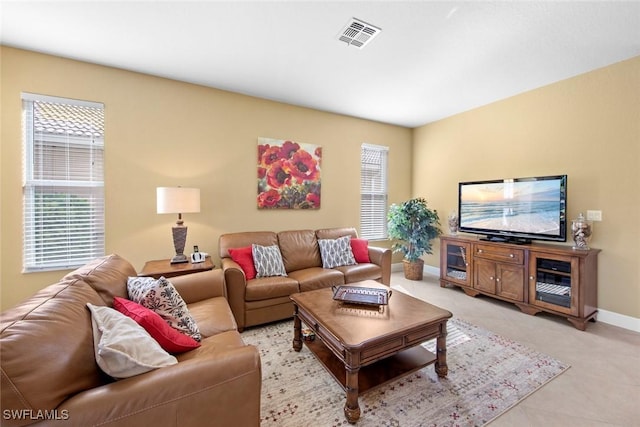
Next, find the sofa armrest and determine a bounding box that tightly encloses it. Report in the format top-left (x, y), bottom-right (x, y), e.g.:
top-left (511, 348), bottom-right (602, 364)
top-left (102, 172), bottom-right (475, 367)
top-left (221, 258), bottom-right (248, 330)
top-left (170, 269), bottom-right (225, 304)
top-left (57, 345), bottom-right (261, 427)
top-left (368, 246), bottom-right (392, 286)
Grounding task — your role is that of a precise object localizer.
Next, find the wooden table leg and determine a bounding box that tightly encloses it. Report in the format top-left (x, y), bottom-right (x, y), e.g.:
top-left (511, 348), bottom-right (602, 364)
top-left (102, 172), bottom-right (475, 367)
top-left (435, 320), bottom-right (448, 377)
top-left (344, 366), bottom-right (361, 424)
top-left (293, 304), bottom-right (302, 352)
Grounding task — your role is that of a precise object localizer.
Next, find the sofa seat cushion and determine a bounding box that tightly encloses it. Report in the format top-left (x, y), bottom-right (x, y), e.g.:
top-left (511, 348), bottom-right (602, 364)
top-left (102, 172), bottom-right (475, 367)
top-left (0, 279), bottom-right (107, 414)
top-left (187, 297), bottom-right (238, 338)
top-left (245, 276), bottom-right (299, 301)
top-left (335, 263), bottom-right (383, 284)
top-left (288, 267), bottom-right (345, 292)
top-left (176, 330), bottom-right (247, 362)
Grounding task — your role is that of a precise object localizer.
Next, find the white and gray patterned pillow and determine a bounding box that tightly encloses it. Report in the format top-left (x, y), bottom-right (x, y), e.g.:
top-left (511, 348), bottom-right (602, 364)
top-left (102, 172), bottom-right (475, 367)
top-left (252, 244), bottom-right (287, 277)
top-left (318, 235), bottom-right (357, 269)
top-left (127, 276), bottom-right (201, 341)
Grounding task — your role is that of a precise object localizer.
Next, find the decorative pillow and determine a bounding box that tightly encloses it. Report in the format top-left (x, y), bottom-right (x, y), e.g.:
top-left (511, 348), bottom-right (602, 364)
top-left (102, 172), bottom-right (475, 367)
top-left (350, 238), bottom-right (370, 263)
top-left (252, 244), bottom-right (287, 277)
top-left (318, 236), bottom-right (357, 269)
top-left (229, 246), bottom-right (257, 280)
top-left (127, 276), bottom-right (202, 341)
top-left (86, 303), bottom-right (178, 379)
top-left (113, 297), bottom-right (201, 354)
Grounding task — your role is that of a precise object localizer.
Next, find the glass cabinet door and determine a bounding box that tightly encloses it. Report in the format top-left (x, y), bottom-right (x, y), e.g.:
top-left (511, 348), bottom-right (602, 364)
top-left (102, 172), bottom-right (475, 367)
top-left (529, 252), bottom-right (579, 316)
top-left (441, 239), bottom-right (471, 287)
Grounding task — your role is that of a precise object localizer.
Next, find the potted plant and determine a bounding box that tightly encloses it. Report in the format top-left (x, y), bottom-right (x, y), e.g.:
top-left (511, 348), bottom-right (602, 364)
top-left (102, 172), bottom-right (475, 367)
top-left (387, 197), bottom-right (442, 280)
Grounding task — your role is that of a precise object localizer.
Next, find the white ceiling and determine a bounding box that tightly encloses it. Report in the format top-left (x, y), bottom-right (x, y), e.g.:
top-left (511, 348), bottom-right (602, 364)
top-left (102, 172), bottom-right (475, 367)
top-left (2, 1), bottom-right (639, 128)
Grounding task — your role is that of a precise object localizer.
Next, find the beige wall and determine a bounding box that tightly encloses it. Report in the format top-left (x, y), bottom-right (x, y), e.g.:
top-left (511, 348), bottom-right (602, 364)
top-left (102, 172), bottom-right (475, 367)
top-left (0, 47), bottom-right (412, 309)
top-left (413, 56), bottom-right (640, 319)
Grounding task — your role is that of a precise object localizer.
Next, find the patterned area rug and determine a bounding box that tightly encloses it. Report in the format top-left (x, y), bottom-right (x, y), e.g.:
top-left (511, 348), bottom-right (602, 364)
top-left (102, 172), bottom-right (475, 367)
top-left (241, 317), bottom-right (569, 426)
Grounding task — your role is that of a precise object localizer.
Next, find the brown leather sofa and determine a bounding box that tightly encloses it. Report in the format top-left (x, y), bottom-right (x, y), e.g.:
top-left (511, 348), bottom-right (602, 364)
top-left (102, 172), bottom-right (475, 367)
top-left (0, 254), bottom-right (261, 427)
top-left (219, 227), bottom-right (391, 331)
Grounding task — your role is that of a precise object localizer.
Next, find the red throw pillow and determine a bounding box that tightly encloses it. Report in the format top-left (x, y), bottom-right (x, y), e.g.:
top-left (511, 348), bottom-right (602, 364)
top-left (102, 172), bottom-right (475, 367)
top-left (350, 238), bottom-right (370, 263)
top-left (228, 246), bottom-right (256, 280)
top-left (112, 297), bottom-right (200, 354)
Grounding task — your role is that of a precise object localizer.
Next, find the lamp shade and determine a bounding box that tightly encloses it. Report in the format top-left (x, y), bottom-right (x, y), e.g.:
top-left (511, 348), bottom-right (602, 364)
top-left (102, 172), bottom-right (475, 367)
top-left (156, 187), bottom-right (201, 214)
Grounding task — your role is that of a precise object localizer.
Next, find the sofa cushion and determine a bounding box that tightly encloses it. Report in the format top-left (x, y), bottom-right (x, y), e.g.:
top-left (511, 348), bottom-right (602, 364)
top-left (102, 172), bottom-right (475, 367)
top-left (127, 276), bottom-right (202, 341)
top-left (87, 303), bottom-right (178, 379)
top-left (176, 330), bottom-right (247, 363)
top-left (288, 268), bottom-right (345, 292)
top-left (252, 244), bottom-right (287, 277)
top-left (0, 279), bottom-right (106, 414)
top-left (277, 229), bottom-right (322, 272)
top-left (63, 253), bottom-right (136, 306)
top-left (318, 235), bottom-right (357, 268)
top-left (335, 263), bottom-right (384, 284)
top-left (315, 227), bottom-right (358, 240)
top-left (187, 297), bottom-right (238, 338)
top-left (245, 276), bottom-right (300, 301)
top-left (350, 238), bottom-right (370, 263)
top-left (113, 297), bottom-right (201, 354)
top-left (228, 246), bottom-right (256, 280)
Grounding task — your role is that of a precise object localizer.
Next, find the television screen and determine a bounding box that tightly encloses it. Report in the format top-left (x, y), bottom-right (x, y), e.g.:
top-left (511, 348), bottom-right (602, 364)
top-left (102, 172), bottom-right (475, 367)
top-left (458, 175), bottom-right (567, 243)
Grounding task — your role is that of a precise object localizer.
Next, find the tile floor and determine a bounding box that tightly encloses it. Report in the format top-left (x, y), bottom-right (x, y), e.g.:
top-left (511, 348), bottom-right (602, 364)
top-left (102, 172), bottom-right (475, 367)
top-left (391, 271), bottom-right (640, 427)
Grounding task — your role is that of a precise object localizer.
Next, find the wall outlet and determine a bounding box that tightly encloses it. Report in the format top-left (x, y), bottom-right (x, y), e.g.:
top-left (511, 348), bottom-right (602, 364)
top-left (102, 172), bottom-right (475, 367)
top-left (586, 210), bottom-right (602, 221)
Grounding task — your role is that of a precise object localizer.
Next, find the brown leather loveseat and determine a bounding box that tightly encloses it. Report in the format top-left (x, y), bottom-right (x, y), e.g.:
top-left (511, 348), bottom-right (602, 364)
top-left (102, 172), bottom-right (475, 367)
top-left (0, 254), bottom-right (261, 427)
top-left (219, 227), bottom-right (391, 331)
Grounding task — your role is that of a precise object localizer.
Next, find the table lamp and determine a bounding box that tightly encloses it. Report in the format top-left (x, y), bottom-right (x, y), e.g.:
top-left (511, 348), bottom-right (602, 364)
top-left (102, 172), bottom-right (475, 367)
top-left (157, 187), bottom-right (200, 264)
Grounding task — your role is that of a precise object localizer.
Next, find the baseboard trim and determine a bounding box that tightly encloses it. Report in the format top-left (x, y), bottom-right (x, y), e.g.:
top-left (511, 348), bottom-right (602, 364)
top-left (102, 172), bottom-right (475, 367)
top-left (390, 262), bottom-right (640, 333)
top-left (596, 309), bottom-right (640, 333)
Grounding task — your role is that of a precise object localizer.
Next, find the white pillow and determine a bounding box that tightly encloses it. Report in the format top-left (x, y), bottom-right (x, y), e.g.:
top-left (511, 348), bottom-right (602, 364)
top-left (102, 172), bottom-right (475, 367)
top-left (318, 235), bottom-right (357, 268)
top-left (252, 244), bottom-right (287, 277)
top-left (127, 276), bottom-right (201, 341)
top-left (86, 303), bottom-right (177, 379)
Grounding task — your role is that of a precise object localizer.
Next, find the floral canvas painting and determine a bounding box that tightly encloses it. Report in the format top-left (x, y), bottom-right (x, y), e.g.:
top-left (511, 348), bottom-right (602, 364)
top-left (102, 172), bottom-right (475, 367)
top-left (258, 137), bottom-right (321, 209)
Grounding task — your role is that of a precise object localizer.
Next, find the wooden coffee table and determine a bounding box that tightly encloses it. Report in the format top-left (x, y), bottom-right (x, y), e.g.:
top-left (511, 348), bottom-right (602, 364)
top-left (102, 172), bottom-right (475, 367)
top-left (291, 280), bottom-right (452, 424)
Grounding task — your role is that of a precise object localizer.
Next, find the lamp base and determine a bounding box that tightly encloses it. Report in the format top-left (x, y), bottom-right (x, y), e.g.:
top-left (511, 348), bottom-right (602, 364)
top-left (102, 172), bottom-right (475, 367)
top-left (170, 254), bottom-right (189, 264)
top-left (170, 224), bottom-right (189, 264)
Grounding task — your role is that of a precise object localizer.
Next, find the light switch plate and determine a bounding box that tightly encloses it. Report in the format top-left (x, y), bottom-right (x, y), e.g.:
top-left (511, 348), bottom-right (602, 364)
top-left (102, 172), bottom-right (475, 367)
top-left (586, 210), bottom-right (602, 221)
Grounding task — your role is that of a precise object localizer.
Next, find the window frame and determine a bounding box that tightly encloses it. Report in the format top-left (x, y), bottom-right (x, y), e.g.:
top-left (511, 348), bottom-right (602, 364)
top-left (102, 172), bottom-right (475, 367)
top-left (22, 92), bottom-right (105, 272)
top-left (360, 143), bottom-right (389, 240)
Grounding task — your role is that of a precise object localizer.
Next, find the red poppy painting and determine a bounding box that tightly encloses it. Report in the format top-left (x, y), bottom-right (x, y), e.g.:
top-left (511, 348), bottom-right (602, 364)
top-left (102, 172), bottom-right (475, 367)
top-left (258, 138), bottom-right (321, 209)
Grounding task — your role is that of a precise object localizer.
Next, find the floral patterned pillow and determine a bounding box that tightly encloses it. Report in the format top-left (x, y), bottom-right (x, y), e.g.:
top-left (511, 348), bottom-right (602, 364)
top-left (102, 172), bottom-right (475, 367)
top-left (127, 276), bottom-right (201, 341)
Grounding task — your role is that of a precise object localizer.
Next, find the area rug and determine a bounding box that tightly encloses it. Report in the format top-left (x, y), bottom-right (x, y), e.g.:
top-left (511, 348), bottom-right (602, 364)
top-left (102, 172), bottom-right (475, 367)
top-left (241, 317), bottom-right (569, 427)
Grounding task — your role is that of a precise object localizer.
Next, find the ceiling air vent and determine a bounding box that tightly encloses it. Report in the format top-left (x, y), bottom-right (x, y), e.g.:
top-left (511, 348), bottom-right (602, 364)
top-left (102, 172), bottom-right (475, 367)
top-left (337, 18), bottom-right (381, 49)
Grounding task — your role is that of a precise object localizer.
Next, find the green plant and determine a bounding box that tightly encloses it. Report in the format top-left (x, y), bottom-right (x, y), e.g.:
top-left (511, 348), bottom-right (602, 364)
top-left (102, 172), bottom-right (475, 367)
top-left (387, 198), bottom-right (442, 262)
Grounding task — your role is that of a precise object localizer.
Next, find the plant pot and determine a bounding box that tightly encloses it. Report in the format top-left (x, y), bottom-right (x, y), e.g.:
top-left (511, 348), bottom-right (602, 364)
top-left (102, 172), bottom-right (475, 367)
top-left (403, 259), bottom-right (424, 281)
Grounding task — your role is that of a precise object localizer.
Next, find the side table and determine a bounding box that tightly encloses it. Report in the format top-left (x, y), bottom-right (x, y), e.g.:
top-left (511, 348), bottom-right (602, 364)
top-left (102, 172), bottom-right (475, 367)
top-left (139, 256), bottom-right (215, 279)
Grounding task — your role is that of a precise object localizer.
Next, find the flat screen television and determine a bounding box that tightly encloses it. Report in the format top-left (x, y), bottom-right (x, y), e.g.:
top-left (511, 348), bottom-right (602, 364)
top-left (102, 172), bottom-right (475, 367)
top-left (458, 175), bottom-right (567, 244)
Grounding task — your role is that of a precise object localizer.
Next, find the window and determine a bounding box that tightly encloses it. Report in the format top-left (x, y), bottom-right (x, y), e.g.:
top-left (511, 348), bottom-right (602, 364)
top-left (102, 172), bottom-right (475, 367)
top-left (360, 143), bottom-right (388, 240)
top-left (22, 93), bottom-right (105, 272)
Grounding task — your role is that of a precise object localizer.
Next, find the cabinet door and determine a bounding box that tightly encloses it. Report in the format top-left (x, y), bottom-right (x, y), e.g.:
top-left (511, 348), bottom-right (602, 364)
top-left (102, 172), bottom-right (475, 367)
top-left (496, 264), bottom-right (525, 301)
top-left (529, 252), bottom-right (579, 316)
top-left (473, 259), bottom-right (496, 294)
top-left (441, 239), bottom-right (472, 287)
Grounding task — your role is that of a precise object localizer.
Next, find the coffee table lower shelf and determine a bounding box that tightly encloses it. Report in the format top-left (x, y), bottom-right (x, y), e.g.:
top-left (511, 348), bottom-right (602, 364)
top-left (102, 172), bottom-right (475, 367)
top-left (304, 337), bottom-right (437, 394)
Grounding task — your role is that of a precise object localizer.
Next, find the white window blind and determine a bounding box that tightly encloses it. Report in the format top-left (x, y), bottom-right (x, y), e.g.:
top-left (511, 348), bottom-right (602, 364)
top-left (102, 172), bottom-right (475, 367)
top-left (360, 143), bottom-right (388, 240)
top-left (22, 93), bottom-right (105, 272)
